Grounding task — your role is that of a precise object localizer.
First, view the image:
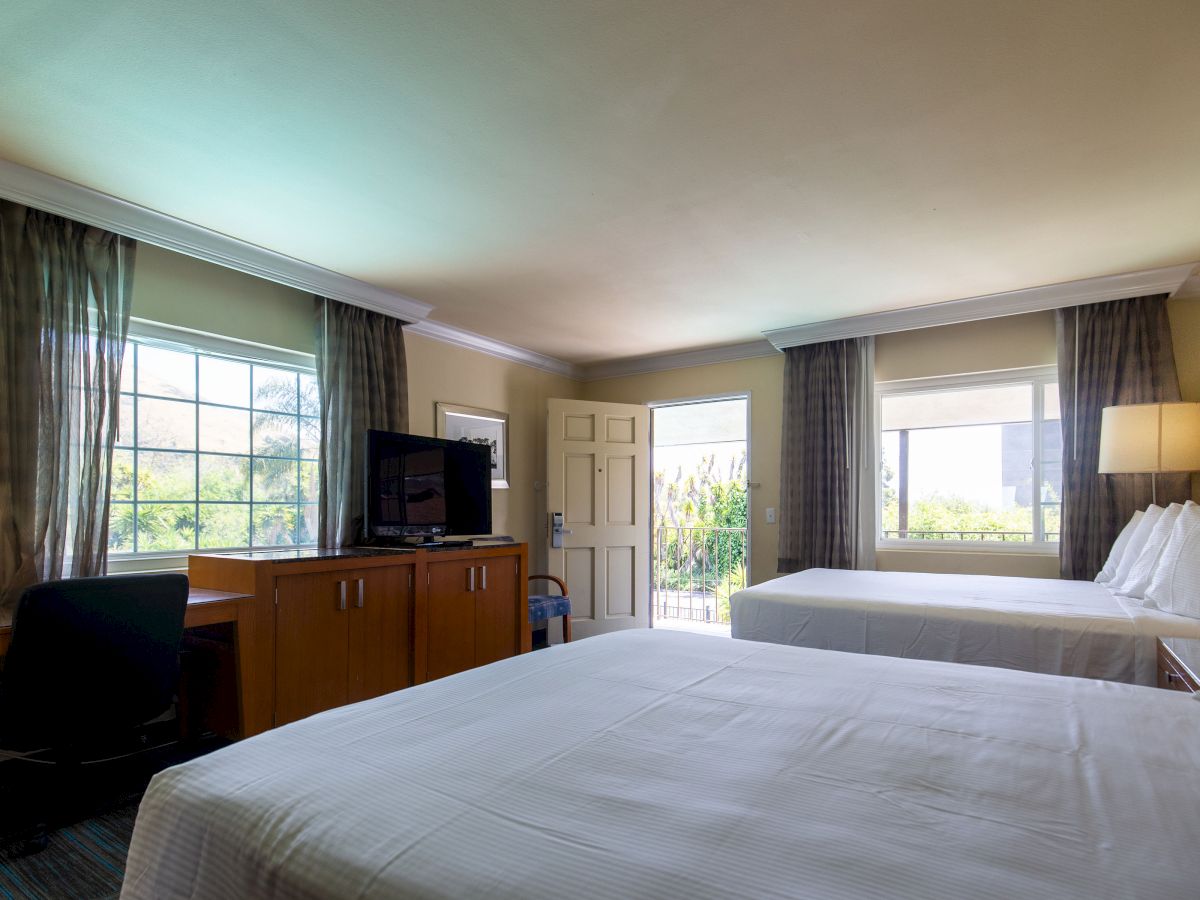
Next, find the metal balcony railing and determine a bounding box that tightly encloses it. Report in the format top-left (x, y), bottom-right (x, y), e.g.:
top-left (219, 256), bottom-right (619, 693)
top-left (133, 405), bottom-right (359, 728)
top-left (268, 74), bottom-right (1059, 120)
top-left (881, 530), bottom-right (1060, 542)
top-left (652, 525), bottom-right (746, 625)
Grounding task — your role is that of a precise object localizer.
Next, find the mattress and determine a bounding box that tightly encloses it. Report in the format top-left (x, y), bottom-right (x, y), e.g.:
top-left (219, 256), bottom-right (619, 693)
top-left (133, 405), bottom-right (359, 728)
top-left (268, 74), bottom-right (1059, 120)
top-left (730, 569), bottom-right (1200, 685)
top-left (123, 630), bottom-right (1200, 899)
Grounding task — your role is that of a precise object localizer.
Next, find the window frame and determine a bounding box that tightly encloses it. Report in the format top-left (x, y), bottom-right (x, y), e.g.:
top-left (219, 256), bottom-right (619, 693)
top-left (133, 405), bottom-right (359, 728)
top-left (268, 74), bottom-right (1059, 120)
top-left (874, 365), bottom-right (1060, 555)
top-left (107, 321), bottom-right (319, 572)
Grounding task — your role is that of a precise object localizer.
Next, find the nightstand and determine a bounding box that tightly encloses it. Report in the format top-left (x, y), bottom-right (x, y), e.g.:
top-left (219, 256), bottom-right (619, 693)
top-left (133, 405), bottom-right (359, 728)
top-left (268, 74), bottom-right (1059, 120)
top-left (1157, 637), bottom-right (1200, 693)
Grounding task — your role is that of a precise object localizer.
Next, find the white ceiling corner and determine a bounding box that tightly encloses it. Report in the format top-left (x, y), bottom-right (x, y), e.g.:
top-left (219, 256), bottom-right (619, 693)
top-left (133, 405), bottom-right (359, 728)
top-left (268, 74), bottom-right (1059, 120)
top-left (405, 318), bottom-right (582, 379)
top-left (581, 340), bottom-right (779, 381)
top-left (763, 264), bottom-right (1199, 350)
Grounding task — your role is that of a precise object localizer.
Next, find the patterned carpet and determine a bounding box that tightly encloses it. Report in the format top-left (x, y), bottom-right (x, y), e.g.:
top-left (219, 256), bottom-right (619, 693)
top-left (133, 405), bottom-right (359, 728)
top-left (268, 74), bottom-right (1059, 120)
top-left (0, 737), bottom-right (227, 899)
top-left (0, 792), bottom-right (141, 900)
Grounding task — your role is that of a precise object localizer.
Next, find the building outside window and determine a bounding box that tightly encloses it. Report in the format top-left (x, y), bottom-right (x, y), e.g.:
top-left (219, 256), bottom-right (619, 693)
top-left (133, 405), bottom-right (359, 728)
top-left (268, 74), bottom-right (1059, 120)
top-left (109, 331), bottom-right (320, 559)
top-left (878, 367), bottom-right (1061, 548)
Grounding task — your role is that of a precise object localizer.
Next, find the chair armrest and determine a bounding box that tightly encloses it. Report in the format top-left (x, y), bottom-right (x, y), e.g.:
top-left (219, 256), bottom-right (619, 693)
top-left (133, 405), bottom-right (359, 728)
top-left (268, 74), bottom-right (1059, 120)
top-left (528, 574), bottom-right (568, 596)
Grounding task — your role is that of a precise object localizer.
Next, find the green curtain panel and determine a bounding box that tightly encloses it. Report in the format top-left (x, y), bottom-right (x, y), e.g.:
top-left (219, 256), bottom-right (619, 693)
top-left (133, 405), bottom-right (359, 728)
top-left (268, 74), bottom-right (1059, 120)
top-left (0, 201), bottom-right (136, 621)
top-left (315, 296), bottom-right (409, 547)
top-left (1056, 295), bottom-right (1188, 580)
top-left (777, 336), bottom-right (875, 573)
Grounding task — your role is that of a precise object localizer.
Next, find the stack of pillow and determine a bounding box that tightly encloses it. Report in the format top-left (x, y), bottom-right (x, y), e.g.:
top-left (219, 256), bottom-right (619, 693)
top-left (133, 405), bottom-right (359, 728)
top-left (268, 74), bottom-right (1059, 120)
top-left (1096, 500), bottom-right (1200, 618)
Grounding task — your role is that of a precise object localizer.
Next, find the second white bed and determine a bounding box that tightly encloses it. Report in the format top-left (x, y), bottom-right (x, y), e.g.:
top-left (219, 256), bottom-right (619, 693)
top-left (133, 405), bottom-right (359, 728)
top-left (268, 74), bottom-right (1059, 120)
top-left (730, 568), bottom-right (1200, 684)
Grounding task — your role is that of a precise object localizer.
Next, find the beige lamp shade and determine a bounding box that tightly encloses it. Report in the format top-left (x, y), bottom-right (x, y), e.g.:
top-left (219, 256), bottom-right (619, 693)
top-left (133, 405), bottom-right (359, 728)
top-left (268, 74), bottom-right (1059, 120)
top-left (1098, 402), bottom-right (1200, 474)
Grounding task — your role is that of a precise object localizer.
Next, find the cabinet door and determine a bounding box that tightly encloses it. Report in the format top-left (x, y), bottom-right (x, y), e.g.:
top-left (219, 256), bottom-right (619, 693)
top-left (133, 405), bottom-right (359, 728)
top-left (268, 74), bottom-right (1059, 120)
top-left (348, 565), bottom-right (414, 703)
top-left (475, 556), bottom-right (520, 667)
top-left (275, 572), bottom-right (350, 726)
top-left (425, 560), bottom-right (477, 681)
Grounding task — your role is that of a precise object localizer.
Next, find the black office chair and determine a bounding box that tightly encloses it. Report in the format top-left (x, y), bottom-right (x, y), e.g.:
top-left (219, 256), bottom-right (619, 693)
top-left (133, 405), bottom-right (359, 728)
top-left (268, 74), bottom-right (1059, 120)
top-left (0, 573), bottom-right (189, 853)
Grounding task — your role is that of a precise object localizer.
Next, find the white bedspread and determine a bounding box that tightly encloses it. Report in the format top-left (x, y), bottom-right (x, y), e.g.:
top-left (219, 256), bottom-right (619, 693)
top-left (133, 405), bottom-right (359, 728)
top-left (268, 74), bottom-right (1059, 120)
top-left (730, 569), bottom-right (1200, 685)
top-left (123, 630), bottom-right (1200, 900)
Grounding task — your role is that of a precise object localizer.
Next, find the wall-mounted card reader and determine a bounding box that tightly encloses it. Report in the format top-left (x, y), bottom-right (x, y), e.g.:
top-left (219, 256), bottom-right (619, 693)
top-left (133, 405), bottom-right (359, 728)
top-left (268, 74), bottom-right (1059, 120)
top-left (550, 512), bottom-right (572, 549)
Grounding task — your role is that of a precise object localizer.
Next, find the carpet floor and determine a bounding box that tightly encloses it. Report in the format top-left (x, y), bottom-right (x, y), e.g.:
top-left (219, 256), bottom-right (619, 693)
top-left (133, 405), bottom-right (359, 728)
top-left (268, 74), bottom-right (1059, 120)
top-left (0, 792), bottom-right (141, 900)
top-left (0, 736), bottom-right (228, 899)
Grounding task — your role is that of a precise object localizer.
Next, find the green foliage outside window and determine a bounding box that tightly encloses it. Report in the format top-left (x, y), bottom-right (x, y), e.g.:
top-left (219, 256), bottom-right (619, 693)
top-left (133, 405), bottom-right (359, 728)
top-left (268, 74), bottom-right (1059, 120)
top-left (653, 451), bottom-right (749, 621)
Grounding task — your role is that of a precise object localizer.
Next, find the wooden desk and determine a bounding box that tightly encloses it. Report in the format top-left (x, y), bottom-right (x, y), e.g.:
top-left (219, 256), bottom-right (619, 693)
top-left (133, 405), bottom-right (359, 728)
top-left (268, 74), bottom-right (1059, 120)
top-left (0, 586), bottom-right (254, 732)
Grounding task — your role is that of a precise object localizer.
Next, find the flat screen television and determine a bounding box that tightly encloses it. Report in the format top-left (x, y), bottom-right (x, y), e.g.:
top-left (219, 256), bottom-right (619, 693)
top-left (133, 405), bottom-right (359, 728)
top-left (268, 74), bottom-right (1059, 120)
top-left (364, 430), bottom-right (492, 540)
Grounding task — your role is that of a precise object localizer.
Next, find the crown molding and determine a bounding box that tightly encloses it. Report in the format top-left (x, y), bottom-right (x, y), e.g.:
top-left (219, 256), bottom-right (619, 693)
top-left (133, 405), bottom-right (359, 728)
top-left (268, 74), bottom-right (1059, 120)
top-left (0, 158), bottom-right (434, 322)
top-left (1176, 272), bottom-right (1200, 300)
top-left (763, 263), bottom-right (1199, 350)
top-left (405, 318), bottom-right (583, 379)
top-left (580, 339), bottom-right (779, 381)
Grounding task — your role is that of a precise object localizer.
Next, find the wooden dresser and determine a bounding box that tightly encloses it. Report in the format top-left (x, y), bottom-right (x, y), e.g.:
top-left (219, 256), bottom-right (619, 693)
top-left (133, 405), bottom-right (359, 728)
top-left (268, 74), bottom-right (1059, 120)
top-left (1157, 637), bottom-right (1200, 694)
top-left (189, 543), bottom-right (530, 736)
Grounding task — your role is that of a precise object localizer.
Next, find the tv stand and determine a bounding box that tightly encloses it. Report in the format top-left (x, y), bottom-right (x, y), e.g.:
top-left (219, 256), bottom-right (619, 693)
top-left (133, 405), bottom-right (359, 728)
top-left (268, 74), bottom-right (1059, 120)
top-left (413, 539), bottom-right (473, 549)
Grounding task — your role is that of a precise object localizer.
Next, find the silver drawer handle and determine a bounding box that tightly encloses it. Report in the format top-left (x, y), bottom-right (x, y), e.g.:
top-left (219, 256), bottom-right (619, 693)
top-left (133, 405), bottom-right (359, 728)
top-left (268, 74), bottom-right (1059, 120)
top-left (468, 567), bottom-right (475, 592)
top-left (356, 578), bottom-right (364, 608)
top-left (480, 565), bottom-right (487, 591)
top-left (337, 580), bottom-right (347, 611)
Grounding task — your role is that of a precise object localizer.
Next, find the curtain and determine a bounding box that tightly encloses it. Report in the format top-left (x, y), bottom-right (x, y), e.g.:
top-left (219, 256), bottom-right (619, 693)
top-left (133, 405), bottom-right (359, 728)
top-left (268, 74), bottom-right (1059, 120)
top-left (778, 336), bottom-right (876, 572)
top-left (1056, 295), bottom-right (1188, 580)
top-left (0, 201), bottom-right (136, 621)
top-left (315, 297), bottom-right (409, 547)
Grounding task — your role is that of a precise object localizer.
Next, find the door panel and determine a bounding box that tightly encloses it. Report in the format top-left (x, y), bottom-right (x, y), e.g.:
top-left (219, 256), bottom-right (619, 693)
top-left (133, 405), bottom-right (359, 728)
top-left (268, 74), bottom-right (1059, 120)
top-left (605, 415), bottom-right (636, 443)
top-left (474, 558), bottom-right (518, 667)
top-left (564, 547), bottom-right (595, 620)
top-left (606, 455), bottom-right (635, 525)
top-left (605, 546), bottom-right (635, 617)
top-left (548, 399), bottom-right (650, 639)
top-left (349, 565), bottom-right (413, 703)
top-left (564, 454), bottom-right (595, 524)
top-left (425, 560), bottom-right (476, 680)
top-left (563, 414), bottom-right (595, 441)
top-left (275, 572), bottom-right (349, 726)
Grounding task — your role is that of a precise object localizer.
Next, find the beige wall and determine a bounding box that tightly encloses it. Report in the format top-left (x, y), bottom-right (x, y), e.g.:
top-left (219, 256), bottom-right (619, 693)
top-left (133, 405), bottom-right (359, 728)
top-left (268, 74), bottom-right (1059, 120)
top-left (405, 333), bottom-right (582, 573)
top-left (132, 244), bottom-right (315, 354)
top-left (582, 356), bottom-right (784, 588)
top-left (874, 310), bottom-right (1059, 576)
top-left (131, 244), bottom-right (585, 570)
top-left (129, 243), bottom-right (1200, 578)
top-left (874, 311), bottom-right (1056, 382)
top-left (1167, 295), bottom-right (1200, 501)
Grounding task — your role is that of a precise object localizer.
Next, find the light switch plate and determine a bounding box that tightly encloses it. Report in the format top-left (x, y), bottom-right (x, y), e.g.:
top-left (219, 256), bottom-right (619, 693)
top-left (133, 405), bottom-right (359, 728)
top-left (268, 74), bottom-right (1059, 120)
top-left (765, 507), bottom-right (776, 524)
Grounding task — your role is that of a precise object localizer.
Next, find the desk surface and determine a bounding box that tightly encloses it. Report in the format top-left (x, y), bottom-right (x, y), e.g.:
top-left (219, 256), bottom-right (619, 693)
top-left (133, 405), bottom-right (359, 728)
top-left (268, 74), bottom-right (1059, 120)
top-left (0, 586), bottom-right (251, 655)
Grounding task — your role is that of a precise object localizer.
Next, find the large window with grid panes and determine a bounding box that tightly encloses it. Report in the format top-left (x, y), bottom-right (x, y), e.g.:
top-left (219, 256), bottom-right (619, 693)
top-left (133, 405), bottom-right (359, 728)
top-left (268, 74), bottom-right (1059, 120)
top-left (877, 367), bottom-right (1061, 549)
top-left (109, 334), bottom-right (320, 557)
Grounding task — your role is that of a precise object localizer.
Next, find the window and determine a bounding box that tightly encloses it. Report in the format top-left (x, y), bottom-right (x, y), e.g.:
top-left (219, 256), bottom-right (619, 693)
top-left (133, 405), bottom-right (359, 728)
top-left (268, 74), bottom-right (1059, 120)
top-left (109, 335), bottom-right (320, 556)
top-left (878, 367), bottom-right (1061, 548)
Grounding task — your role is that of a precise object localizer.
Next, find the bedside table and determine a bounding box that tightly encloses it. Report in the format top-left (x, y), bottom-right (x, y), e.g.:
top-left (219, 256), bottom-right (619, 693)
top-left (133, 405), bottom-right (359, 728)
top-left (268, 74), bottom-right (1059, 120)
top-left (1157, 637), bottom-right (1200, 693)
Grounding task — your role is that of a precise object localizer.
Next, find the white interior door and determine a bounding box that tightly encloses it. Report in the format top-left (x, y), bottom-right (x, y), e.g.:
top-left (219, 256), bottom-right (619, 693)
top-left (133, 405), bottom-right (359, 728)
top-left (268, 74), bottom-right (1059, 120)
top-left (546, 398), bottom-right (650, 639)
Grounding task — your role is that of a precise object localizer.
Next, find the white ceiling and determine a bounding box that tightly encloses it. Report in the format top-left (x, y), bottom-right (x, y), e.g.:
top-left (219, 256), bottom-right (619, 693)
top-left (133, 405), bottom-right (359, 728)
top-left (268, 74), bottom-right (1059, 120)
top-left (3, 1), bottom-right (1200, 365)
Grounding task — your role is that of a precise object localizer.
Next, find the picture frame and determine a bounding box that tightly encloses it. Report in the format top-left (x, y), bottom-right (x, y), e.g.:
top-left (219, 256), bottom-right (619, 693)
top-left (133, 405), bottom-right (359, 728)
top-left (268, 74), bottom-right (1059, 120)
top-left (435, 402), bottom-right (509, 489)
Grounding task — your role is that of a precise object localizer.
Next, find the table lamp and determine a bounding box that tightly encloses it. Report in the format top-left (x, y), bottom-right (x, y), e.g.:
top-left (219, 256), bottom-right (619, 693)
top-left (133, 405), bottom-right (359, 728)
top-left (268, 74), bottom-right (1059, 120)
top-left (1097, 401), bottom-right (1200, 504)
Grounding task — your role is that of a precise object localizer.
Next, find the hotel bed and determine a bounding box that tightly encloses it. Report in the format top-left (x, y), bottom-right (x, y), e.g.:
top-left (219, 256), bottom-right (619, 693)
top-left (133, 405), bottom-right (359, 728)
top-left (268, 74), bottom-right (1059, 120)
top-left (730, 569), bottom-right (1200, 685)
top-left (122, 630), bottom-right (1200, 899)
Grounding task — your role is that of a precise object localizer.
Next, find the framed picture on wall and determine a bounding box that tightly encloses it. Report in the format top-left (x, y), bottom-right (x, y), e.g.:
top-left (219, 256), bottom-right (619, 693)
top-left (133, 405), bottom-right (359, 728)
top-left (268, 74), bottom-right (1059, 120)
top-left (435, 402), bottom-right (509, 489)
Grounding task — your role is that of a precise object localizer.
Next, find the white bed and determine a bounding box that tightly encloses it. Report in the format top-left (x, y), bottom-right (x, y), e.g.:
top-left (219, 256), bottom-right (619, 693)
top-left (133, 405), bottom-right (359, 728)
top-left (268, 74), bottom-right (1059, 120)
top-left (123, 630), bottom-right (1200, 899)
top-left (730, 569), bottom-right (1200, 685)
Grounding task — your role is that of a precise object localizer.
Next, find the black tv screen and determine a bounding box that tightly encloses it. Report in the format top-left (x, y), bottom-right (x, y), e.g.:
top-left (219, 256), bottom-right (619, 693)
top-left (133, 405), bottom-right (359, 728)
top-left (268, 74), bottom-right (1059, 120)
top-left (365, 430), bottom-right (492, 539)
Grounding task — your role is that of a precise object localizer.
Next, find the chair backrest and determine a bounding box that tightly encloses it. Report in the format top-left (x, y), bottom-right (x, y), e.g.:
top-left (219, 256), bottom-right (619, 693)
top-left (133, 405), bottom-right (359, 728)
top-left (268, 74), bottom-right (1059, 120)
top-left (0, 574), bottom-right (189, 748)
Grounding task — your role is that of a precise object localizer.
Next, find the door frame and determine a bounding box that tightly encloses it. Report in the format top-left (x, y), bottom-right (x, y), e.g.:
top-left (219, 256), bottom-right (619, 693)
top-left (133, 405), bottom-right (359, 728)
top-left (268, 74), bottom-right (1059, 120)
top-left (647, 392), bottom-right (753, 626)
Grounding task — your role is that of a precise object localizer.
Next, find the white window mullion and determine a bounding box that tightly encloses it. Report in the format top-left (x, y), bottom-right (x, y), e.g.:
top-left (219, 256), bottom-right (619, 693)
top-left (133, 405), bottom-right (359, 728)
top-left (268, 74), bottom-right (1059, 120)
top-left (108, 327), bottom-right (321, 569)
top-left (1032, 377), bottom-right (1045, 542)
top-left (875, 366), bottom-right (1059, 554)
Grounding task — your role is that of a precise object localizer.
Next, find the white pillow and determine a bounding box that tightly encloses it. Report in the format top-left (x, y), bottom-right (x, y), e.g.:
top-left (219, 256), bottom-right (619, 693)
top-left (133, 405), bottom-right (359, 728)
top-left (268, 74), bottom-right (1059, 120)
top-left (1095, 510), bottom-right (1144, 584)
top-left (1145, 502), bottom-right (1200, 618)
top-left (1114, 502), bottom-right (1185, 600)
top-left (1108, 504), bottom-right (1163, 590)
